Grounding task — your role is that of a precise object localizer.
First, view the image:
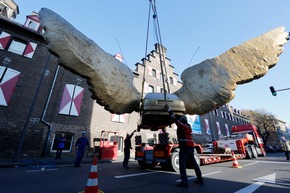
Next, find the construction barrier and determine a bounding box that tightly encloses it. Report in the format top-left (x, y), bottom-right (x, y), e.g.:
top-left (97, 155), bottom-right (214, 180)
top-left (231, 152), bottom-right (242, 168)
top-left (78, 155), bottom-right (104, 193)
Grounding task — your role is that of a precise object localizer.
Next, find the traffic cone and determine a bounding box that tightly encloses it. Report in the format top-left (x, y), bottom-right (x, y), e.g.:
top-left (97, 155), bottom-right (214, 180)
top-left (231, 152), bottom-right (242, 168)
top-left (84, 155), bottom-right (100, 193)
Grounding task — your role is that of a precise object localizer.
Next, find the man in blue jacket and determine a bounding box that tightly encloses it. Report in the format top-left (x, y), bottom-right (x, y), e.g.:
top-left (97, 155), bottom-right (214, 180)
top-left (74, 131), bottom-right (89, 167)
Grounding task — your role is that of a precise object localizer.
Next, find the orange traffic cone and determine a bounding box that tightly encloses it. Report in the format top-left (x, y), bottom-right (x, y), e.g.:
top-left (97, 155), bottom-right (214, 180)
top-left (85, 155), bottom-right (99, 193)
top-left (231, 152), bottom-right (242, 168)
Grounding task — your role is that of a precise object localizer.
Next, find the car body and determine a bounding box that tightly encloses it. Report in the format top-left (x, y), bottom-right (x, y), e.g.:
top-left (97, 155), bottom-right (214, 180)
top-left (202, 143), bottom-right (214, 153)
top-left (273, 146), bottom-right (281, 152)
top-left (265, 145), bottom-right (276, 153)
top-left (138, 93), bottom-right (186, 131)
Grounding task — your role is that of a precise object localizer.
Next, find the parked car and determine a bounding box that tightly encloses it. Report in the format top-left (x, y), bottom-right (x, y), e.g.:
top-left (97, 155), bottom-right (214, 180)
top-left (202, 143), bottom-right (214, 153)
top-left (265, 145), bottom-right (276, 153)
top-left (138, 93), bottom-right (186, 131)
top-left (273, 146), bottom-right (281, 152)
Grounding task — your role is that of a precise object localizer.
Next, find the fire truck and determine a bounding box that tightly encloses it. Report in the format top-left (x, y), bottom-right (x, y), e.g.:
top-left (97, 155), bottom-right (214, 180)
top-left (213, 124), bottom-right (266, 159)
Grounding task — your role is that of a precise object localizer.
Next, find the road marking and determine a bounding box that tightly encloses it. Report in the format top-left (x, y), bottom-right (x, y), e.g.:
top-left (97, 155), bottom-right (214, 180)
top-left (240, 160), bottom-right (290, 164)
top-left (114, 171), bottom-right (162, 179)
top-left (26, 168), bottom-right (58, 172)
top-left (242, 161), bottom-right (259, 167)
top-left (176, 171), bottom-right (221, 182)
top-left (234, 173), bottom-right (276, 193)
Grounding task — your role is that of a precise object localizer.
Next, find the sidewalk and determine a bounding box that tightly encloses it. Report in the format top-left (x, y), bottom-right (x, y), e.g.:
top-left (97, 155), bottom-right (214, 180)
top-left (0, 154), bottom-right (126, 168)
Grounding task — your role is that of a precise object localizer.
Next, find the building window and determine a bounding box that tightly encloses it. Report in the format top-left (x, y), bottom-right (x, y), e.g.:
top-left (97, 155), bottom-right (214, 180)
top-left (111, 114), bottom-right (126, 123)
top-left (225, 113), bottom-right (229, 120)
top-left (0, 67), bottom-right (21, 106)
top-left (213, 109), bottom-right (218, 116)
top-left (169, 77), bottom-right (173, 84)
top-left (229, 114), bottom-right (233, 121)
top-left (59, 84), bottom-right (84, 116)
top-left (0, 31), bottom-right (12, 50)
top-left (152, 69), bottom-right (156, 77)
top-left (160, 74), bottom-right (163, 81)
top-left (51, 133), bottom-right (74, 152)
top-left (148, 85), bottom-right (154, 93)
top-left (8, 39), bottom-right (26, 55)
top-left (26, 20), bottom-right (39, 31)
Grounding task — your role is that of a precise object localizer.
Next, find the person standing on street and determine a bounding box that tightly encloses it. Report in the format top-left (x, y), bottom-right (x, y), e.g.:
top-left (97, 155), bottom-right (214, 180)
top-left (55, 133), bottom-right (66, 159)
top-left (165, 105), bottom-right (204, 188)
top-left (123, 130), bottom-right (136, 168)
top-left (280, 136), bottom-right (290, 160)
top-left (74, 131), bottom-right (89, 167)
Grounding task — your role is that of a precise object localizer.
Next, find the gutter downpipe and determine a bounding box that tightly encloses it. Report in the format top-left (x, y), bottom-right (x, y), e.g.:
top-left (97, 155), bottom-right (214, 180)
top-left (13, 54), bottom-right (52, 162)
top-left (41, 64), bottom-right (60, 156)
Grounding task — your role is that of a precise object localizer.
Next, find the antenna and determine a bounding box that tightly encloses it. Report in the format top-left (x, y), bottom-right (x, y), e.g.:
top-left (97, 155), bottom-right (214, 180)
top-left (115, 38), bottom-right (128, 65)
top-left (188, 46), bottom-right (200, 67)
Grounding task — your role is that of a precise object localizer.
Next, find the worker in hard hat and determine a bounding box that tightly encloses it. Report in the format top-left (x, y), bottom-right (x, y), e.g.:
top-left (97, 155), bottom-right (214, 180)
top-left (74, 131), bottom-right (89, 167)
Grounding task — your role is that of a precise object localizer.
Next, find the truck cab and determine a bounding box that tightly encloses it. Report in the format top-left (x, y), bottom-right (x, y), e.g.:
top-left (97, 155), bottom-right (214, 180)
top-left (213, 124), bottom-right (266, 159)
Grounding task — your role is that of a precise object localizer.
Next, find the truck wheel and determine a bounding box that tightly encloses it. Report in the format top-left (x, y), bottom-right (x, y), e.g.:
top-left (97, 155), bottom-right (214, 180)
top-left (246, 147), bottom-right (253, 159)
top-left (138, 160), bottom-right (146, 168)
top-left (251, 146), bottom-right (258, 158)
top-left (169, 152), bottom-right (179, 172)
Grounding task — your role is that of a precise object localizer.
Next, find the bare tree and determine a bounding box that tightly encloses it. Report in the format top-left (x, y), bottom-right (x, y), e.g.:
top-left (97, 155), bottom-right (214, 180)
top-left (242, 109), bottom-right (276, 145)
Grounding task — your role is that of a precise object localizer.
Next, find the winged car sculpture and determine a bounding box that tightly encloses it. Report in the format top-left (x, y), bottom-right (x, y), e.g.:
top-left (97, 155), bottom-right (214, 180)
top-left (39, 8), bottom-right (289, 129)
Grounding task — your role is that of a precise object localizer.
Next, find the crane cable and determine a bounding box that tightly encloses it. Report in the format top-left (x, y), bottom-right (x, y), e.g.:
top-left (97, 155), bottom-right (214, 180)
top-left (150, 0), bottom-right (170, 99)
top-left (141, 0), bottom-right (170, 111)
top-left (140, 0), bottom-right (152, 105)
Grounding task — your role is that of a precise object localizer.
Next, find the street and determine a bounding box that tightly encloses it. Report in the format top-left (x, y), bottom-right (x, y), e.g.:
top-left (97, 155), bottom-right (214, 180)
top-left (0, 153), bottom-right (289, 193)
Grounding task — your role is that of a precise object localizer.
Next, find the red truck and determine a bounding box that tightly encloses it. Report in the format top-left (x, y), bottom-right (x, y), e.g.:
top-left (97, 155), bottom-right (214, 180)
top-left (134, 124), bottom-right (265, 172)
top-left (135, 131), bottom-right (246, 172)
top-left (135, 133), bottom-right (202, 172)
top-left (213, 124), bottom-right (266, 159)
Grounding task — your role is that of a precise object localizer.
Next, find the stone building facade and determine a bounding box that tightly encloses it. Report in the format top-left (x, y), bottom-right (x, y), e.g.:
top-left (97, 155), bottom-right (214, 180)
top-left (0, 0), bottom-right (18, 20)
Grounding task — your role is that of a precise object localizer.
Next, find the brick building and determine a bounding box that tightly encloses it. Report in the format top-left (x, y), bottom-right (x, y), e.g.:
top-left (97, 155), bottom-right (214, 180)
top-left (0, 14), bottom-right (97, 160)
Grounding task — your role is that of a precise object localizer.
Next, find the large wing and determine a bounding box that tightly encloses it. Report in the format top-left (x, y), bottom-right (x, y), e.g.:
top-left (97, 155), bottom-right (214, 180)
top-left (39, 8), bottom-right (141, 114)
top-left (174, 27), bottom-right (289, 115)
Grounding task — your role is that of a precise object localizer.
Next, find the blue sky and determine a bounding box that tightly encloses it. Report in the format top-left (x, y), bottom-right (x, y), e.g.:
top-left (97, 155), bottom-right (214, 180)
top-left (14, 1), bottom-right (290, 124)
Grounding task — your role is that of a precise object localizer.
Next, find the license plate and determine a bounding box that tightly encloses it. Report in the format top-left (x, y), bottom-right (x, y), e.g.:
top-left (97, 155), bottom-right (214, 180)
top-left (136, 151), bottom-right (144, 156)
top-left (157, 101), bottom-right (173, 106)
top-left (154, 151), bottom-right (164, 157)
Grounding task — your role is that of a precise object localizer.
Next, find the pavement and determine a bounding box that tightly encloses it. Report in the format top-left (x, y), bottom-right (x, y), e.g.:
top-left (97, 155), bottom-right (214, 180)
top-left (0, 154), bottom-right (126, 168)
